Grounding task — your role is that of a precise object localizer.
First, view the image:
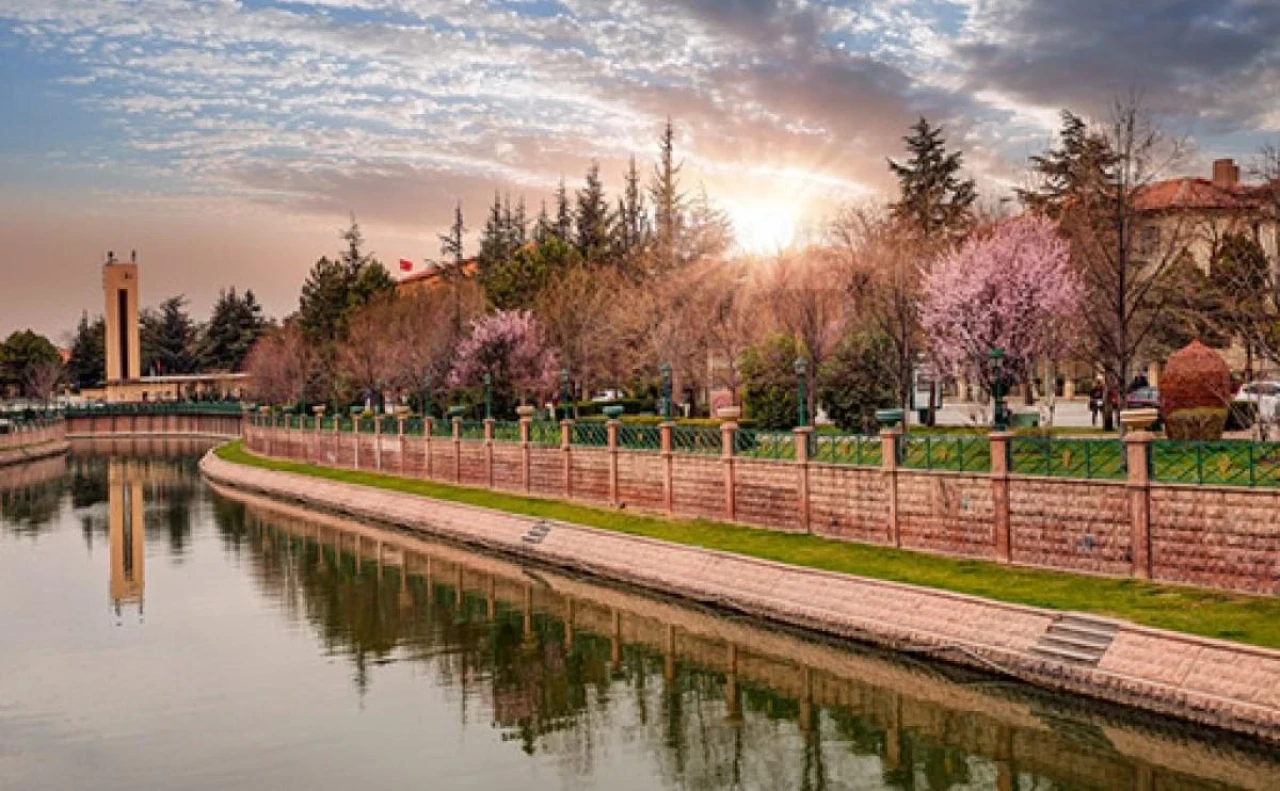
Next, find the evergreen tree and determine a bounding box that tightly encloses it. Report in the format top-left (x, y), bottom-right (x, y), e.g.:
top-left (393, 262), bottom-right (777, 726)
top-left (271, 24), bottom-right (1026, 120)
top-left (554, 178), bottom-right (573, 241)
top-left (298, 216), bottom-right (395, 342)
top-left (0, 329), bottom-right (60, 398)
top-left (616, 155), bottom-right (649, 261)
top-left (1016, 111), bottom-right (1117, 219)
top-left (438, 201), bottom-right (465, 264)
top-left (888, 117), bottom-right (976, 245)
top-left (740, 333), bottom-right (800, 430)
top-left (574, 161), bottom-right (613, 264)
top-left (478, 192), bottom-right (509, 272)
top-left (533, 200), bottom-right (553, 245)
top-left (649, 118), bottom-right (685, 274)
top-left (141, 295), bottom-right (198, 375)
top-left (479, 236), bottom-right (581, 311)
top-left (67, 311), bottom-right (105, 390)
top-left (818, 329), bottom-right (900, 433)
top-left (198, 287), bottom-right (267, 372)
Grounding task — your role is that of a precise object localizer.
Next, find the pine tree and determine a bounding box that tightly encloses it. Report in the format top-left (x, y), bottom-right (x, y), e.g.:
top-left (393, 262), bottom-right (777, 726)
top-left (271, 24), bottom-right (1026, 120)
top-left (1017, 111), bottom-right (1117, 219)
top-left (198, 287), bottom-right (267, 372)
top-left (617, 155), bottom-right (649, 260)
top-left (649, 118), bottom-right (685, 274)
top-left (533, 200), bottom-right (553, 245)
top-left (478, 192), bottom-right (508, 272)
top-left (888, 117), bottom-right (976, 246)
top-left (554, 178), bottom-right (573, 241)
top-left (67, 311), bottom-right (105, 390)
top-left (574, 161), bottom-right (613, 264)
top-left (298, 216), bottom-right (394, 341)
top-left (141, 295), bottom-right (198, 375)
top-left (438, 201), bottom-right (465, 264)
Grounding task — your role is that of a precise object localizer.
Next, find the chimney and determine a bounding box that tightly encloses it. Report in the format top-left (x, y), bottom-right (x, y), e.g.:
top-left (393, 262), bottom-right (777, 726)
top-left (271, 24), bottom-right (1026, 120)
top-left (1212, 158), bottom-right (1240, 189)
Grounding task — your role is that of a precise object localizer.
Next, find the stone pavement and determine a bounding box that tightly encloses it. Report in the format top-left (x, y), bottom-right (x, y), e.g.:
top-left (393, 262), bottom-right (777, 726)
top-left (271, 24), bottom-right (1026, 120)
top-left (202, 450), bottom-right (1280, 743)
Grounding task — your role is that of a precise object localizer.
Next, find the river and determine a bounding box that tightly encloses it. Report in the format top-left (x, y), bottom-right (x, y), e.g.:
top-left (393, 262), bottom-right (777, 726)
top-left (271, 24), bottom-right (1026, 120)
top-left (2, 440), bottom-right (1279, 790)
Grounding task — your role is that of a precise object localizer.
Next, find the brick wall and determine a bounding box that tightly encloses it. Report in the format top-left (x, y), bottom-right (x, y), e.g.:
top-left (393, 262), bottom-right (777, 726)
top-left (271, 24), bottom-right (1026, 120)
top-left (1149, 486), bottom-right (1280, 595)
top-left (897, 472), bottom-right (996, 559)
top-left (241, 423), bottom-right (1280, 596)
top-left (1009, 477), bottom-right (1132, 575)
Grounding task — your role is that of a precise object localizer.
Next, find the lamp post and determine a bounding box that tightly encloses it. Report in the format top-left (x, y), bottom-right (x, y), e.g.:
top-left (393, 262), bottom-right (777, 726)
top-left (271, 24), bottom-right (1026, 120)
top-left (483, 372), bottom-right (492, 420)
top-left (559, 369), bottom-right (570, 422)
top-left (989, 347), bottom-right (1007, 431)
top-left (660, 363), bottom-right (672, 421)
top-left (795, 357), bottom-right (808, 428)
top-left (421, 373), bottom-right (432, 419)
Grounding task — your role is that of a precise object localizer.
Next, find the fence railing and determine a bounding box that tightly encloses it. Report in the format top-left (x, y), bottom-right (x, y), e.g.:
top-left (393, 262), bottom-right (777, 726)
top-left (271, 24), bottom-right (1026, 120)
top-left (62, 401), bottom-right (245, 417)
top-left (529, 421), bottom-right (561, 447)
top-left (901, 435), bottom-right (991, 473)
top-left (810, 434), bottom-right (882, 467)
top-left (493, 421), bottom-right (522, 442)
top-left (571, 422), bottom-right (609, 447)
top-left (459, 420), bottom-right (487, 440)
top-left (1152, 439), bottom-right (1280, 487)
top-left (617, 423), bottom-right (662, 451)
top-left (734, 429), bottom-right (796, 460)
top-left (1010, 437), bottom-right (1126, 480)
top-left (671, 425), bottom-right (721, 455)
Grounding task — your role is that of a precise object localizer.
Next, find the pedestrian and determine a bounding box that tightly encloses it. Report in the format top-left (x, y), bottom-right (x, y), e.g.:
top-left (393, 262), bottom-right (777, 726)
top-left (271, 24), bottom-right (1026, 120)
top-left (1089, 379), bottom-right (1104, 427)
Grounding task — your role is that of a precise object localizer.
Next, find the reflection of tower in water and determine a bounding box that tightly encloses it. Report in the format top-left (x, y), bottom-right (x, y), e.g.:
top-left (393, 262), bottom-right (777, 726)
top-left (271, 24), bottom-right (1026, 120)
top-left (108, 460), bottom-right (145, 618)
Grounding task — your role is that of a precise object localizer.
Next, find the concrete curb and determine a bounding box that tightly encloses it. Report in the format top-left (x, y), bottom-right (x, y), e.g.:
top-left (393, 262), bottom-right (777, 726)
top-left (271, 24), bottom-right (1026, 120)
top-left (0, 440), bottom-right (70, 469)
top-left (201, 449), bottom-right (1280, 744)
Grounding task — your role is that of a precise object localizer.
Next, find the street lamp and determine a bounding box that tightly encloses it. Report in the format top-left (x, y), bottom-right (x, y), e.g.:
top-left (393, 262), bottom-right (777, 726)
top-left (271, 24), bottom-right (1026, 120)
top-left (794, 357), bottom-right (808, 427)
top-left (989, 347), bottom-right (1007, 431)
top-left (660, 363), bottom-right (673, 421)
top-left (483, 372), bottom-right (492, 420)
top-left (559, 369), bottom-right (570, 422)
top-left (421, 373), bottom-right (432, 419)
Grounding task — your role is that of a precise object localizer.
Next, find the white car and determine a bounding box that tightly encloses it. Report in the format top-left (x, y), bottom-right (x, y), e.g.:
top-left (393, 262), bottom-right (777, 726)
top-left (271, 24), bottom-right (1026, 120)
top-left (589, 389), bottom-right (629, 403)
top-left (1234, 381), bottom-right (1280, 421)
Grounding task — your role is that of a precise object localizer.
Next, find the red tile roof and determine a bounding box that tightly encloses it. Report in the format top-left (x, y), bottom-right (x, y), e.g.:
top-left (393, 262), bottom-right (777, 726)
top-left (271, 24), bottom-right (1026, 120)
top-left (1132, 178), bottom-right (1254, 212)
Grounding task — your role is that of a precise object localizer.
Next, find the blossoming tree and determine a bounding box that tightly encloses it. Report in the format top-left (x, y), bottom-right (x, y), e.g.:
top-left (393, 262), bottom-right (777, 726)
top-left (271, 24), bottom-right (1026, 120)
top-left (448, 309), bottom-right (560, 414)
top-left (921, 215), bottom-right (1083, 411)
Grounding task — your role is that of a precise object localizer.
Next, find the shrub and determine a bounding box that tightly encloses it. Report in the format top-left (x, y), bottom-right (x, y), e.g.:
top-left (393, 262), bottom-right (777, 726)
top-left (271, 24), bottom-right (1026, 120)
top-left (817, 329), bottom-right (898, 432)
top-left (741, 334), bottom-right (800, 430)
top-left (1159, 340), bottom-right (1232, 440)
top-left (1165, 407), bottom-right (1229, 441)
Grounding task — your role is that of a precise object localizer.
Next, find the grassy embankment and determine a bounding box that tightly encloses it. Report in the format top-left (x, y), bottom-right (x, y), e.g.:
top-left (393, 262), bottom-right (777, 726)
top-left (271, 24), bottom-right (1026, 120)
top-left (214, 439), bottom-right (1280, 650)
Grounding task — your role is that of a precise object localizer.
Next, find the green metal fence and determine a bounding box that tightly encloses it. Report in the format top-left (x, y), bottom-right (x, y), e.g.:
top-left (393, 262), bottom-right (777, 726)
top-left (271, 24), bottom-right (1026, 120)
top-left (811, 434), bottom-right (882, 467)
top-left (900, 435), bottom-right (991, 473)
top-left (459, 420), bottom-right (487, 440)
top-left (617, 423), bottom-right (662, 451)
top-left (62, 401), bottom-right (245, 417)
top-left (671, 425), bottom-right (721, 455)
top-left (529, 421), bottom-right (561, 447)
top-left (1152, 439), bottom-right (1280, 487)
top-left (734, 429), bottom-right (796, 460)
top-left (1010, 437), bottom-right (1125, 480)
top-left (430, 418), bottom-right (452, 436)
top-left (571, 422), bottom-right (609, 447)
top-left (403, 417), bottom-right (425, 436)
top-left (379, 416), bottom-right (399, 434)
top-left (356, 417), bottom-right (376, 434)
top-left (493, 421), bottom-right (521, 442)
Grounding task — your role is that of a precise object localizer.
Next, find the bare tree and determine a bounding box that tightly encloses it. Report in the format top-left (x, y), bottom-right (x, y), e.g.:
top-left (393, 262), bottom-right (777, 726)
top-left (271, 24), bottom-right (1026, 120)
top-left (336, 296), bottom-right (402, 412)
top-left (25, 359), bottom-right (64, 406)
top-left (244, 323), bottom-right (314, 407)
top-left (388, 281), bottom-right (483, 411)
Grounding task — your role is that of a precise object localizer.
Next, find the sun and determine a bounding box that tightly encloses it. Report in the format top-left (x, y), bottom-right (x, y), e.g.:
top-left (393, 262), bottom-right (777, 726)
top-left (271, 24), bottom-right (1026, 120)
top-left (728, 202), bottom-right (798, 255)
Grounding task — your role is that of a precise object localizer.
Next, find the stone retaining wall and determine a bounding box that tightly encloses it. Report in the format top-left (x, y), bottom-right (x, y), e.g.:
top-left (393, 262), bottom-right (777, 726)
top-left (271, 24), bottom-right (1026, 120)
top-left (243, 419), bottom-right (1280, 595)
top-left (202, 450), bottom-right (1280, 743)
top-left (65, 412), bottom-right (241, 438)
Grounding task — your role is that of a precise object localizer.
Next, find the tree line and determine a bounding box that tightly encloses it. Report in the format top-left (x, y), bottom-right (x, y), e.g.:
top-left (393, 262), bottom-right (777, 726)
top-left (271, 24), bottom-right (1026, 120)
top-left (247, 101), bottom-right (1280, 431)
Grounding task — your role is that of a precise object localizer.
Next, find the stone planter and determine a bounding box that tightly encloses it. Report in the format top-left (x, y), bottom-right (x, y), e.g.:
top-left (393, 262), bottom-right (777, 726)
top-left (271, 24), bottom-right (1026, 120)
top-left (312, 405), bottom-right (327, 416)
top-left (516, 405), bottom-right (536, 418)
top-left (1120, 408), bottom-right (1159, 432)
top-left (447, 405), bottom-right (467, 418)
top-left (716, 405), bottom-right (742, 420)
top-left (602, 405), bottom-right (625, 419)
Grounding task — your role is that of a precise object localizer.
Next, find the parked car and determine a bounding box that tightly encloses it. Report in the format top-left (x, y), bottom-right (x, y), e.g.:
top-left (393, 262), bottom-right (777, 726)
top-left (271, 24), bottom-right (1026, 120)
top-left (1125, 387), bottom-right (1160, 411)
top-left (1234, 381), bottom-right (1280, 421)
top-left (589, 389), bottom-right (629, 403)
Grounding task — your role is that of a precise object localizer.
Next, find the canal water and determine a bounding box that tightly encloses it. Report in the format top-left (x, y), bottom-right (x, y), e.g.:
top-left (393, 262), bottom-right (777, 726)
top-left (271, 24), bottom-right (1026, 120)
top-left (3, 441), bottom-right (1280, 791)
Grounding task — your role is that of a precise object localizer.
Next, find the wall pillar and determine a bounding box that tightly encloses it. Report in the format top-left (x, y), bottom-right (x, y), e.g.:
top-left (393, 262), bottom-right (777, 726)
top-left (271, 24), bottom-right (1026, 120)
top-left (374, 415), bottom-right (383, 471)
top-left (606, 419), bottom-right (620, 504)
top-left (721, 422), bottom-right (737, 520)
top-left (990, 431), bottom-right (1013, 563)
top-left (660, 422), bottom-right (675, 516)
top-left (424, 417), bottom-right (434, 480)
top-left (397, 417), bottom-right (406, 475)
top-left (352, 416), bottom-right (360, 469)
top-left (882, 429), bottom-right (901, 547)
top-left (561, 419), bottom-right (574, 498)
top-left (519, 417), bottom-right (532, 492)
top-left (484, 418), bottom-right (495, 488)
top-left (795, 426), bottom-right (813, 533)
top-left (1126, 431), bottom-right (1154, 579)
top-left (452, 417), bottom-right (462, 484)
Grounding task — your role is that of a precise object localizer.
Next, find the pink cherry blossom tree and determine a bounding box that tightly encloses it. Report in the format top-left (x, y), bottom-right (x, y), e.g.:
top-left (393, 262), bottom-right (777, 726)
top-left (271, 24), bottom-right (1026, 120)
top-left (449, 310), bottom-right (560, 412)
top-left (921, 215), bottom-right (1083, 405)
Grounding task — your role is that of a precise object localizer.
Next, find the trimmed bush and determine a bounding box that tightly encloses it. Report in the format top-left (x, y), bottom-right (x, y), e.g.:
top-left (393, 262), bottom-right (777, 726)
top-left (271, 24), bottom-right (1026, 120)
top-left (1160, 340), bottom-right (1232, 440)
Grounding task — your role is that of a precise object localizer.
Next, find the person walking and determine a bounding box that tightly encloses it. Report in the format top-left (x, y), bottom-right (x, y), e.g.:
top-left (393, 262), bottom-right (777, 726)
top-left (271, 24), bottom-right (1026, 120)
top-left (1089, 379), bottom-right (1104, 427)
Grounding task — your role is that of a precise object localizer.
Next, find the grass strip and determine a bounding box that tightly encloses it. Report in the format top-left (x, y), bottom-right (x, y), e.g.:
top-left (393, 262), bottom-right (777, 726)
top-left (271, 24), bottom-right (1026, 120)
top-left (214, 440), bottom-right (1280, 651)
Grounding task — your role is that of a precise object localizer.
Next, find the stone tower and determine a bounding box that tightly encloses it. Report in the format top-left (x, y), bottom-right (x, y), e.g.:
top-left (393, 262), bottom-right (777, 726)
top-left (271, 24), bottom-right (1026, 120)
top-left (103, 250), bottom-right (141, 383)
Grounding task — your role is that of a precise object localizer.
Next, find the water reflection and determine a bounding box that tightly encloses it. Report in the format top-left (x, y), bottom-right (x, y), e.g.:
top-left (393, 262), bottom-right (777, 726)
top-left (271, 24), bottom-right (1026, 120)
top-left (108, 460), bottom-right (146, 614)
top-left (212, 487), bottom-right (1280, 791)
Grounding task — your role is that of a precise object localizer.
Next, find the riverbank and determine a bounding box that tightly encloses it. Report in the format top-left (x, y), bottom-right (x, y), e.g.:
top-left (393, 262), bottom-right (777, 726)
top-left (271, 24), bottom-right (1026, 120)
top-left (204, 444), bottom-right (1280, 743)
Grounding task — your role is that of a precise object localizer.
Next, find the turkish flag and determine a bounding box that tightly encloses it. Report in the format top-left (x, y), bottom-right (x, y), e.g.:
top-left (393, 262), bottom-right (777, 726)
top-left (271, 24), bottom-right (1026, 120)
top-left (399, 258), bottom-right (413, 272)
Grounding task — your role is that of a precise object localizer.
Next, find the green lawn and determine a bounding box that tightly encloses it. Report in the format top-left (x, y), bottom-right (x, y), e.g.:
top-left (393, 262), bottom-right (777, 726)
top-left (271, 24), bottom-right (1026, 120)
top-left (214, 440), bottom-right (1280, 651)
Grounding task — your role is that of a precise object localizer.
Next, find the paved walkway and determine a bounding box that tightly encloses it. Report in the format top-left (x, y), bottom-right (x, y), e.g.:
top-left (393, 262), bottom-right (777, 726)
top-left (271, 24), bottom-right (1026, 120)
top-left (202, 449), bottom-right (1280, 743)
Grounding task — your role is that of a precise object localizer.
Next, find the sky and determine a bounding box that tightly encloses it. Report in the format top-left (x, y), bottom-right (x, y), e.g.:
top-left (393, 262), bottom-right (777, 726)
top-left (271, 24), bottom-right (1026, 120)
top-left (3, 0), bottom-right (1280, 343)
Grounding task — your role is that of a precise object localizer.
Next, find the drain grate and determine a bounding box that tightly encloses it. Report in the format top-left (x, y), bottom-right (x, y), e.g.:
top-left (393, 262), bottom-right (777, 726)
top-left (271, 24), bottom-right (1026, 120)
top-left (1031, 613), bottom-right (1119, 667)
top-left (521, 520), bottom-right (552, 545)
